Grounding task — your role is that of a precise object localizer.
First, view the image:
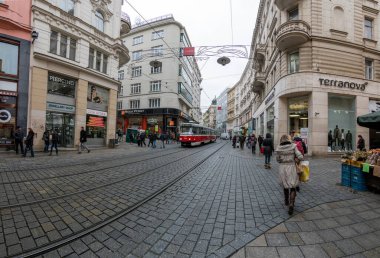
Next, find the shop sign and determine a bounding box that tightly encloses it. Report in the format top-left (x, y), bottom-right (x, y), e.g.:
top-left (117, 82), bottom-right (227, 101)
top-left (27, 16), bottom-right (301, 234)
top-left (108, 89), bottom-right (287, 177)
top-left (48, 74), bottom-right (76, 86)
top-left (265, 91), bottom-right (275, 105)
top-left (86, 109), bottom-right (107, 117)
top-left (319, 78), bottom-right (367, 91)
top-left (0, 109), bottom-right (11, 123)
top-left (369, 100), bottom-right (380, 113)
top-left (126, 109), bottom-right (145, 114)
top-left (47, 102), bottom-right (75, 114)
top-left (0, 90), bottom-right (17, 96)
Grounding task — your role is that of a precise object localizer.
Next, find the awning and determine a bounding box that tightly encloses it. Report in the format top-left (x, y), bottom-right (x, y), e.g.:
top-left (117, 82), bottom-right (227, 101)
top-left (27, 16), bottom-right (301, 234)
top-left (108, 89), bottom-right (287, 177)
top-left (357, 111), bottom-right (380, 130)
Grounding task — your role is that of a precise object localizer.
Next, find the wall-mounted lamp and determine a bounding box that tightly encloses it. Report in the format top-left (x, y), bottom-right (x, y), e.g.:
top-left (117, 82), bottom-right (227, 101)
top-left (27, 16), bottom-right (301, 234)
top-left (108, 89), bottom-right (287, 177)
top-left (314, 112), bottom-right (320, 117)
top-left (31, 31), bottom-right (39, 44)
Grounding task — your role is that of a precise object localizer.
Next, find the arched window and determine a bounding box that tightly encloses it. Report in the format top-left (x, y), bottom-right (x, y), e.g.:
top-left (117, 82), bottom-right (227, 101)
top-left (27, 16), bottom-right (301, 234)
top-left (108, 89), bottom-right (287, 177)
top-left (333, 6), bottom-right (345, 32)
top-left (95, 11), bottom-right (105, 32)
top-left (60, 0), bottom-right (75, 15)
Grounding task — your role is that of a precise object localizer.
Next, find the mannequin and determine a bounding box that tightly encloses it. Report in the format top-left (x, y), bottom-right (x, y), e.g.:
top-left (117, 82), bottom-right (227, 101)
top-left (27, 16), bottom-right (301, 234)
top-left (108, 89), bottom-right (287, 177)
top-left (346, 130), bottom-right (353, 151)
top-left (341, 129), bottom-right (345, 151)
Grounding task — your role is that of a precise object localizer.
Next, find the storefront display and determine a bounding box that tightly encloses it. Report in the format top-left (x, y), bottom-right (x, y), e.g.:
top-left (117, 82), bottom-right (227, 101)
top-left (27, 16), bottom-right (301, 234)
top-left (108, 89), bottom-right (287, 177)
top-left (46, 112), bottom-right (75, 147)
top-left (266, 105), bottom-right (274, 137)
top-left (288, 96), bottom-right (308, 135)
top-left (0, 94), bottom-right (16, 146)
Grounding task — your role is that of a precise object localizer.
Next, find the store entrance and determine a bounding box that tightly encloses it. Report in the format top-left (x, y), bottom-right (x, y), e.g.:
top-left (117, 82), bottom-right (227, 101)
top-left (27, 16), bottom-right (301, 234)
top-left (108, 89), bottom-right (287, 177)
top-left (46, 112), bottom-right (75, 147)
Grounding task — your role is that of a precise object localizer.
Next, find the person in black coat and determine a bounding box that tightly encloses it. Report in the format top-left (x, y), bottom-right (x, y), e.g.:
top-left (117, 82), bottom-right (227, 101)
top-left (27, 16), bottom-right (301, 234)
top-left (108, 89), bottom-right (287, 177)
top-left (78, 127), bottom-right (90, 153)
top-left (49, 129), bottom-right (59, 156)
top-left (23, 128), bottom-right (35, 157)
top-left (14, 126), bottom-right (24, 155)
top-left (258, 135), bottom-right (264, 150)
top-left (262, 133), bottom-right (274, 169)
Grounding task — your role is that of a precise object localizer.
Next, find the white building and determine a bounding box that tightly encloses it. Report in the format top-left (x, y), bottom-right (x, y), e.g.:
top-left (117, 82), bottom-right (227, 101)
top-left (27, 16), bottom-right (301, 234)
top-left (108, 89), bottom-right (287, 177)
top-left (30, 0), bottom-right (130, 149)
top-left (216, 88), bottom-right (229, 133)
top-left (118, 14), bottom-right (202, 134)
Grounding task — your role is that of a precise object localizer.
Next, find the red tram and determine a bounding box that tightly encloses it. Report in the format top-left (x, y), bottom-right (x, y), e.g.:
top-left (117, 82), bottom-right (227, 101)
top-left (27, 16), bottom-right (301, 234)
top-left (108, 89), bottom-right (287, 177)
top-left (179, 123), bottom-right (217, 146)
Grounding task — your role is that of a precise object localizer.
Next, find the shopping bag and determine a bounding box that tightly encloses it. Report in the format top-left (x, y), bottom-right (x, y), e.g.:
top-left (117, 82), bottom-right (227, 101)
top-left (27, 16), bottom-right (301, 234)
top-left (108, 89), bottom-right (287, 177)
top-left (299, 161), bottom-right (310, 182)
top-left (260, 147), bottom-right (264, 154)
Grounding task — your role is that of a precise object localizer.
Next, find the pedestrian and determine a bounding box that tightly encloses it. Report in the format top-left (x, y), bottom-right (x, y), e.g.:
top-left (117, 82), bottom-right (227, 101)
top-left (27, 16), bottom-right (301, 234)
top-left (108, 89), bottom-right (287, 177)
top-left (229, 134), bottom-right (232, 141)
top-left (23, 128), bottom-right (35, 157)
top-left (49, 129), bottom-right (59, 156)
top-left (128, 132), bottom-right (133, 144)
top-left (262, 133), bottom-right (274, 168)
top-left (232, 135), bottom-right (237, 148)
top-left (251, 133), bottom-right (257, 154)
top-left (78, 126), bottom-right (90, 153)
top-left (160, 132), bottom-right (166, 149)
top-left (258, 135), bottom-right (263, 150)
top-left (117, 128), bottom-right (123, 142)
top-left (136, 132), bottom-right (141, 147)
top-left (275, 134), bottom-right (303, 215)
top-left (14, 126), bottom-right (24, 155)
top-left (247, 135), bottom-right (252, 149)
top-left (239, 135), bottom-right (245, 150)
top-left (152, 132), bottom-right (157, 148)
top-left (43, 129), bottom-right (50, 152)
top-left (140, 132), bottom-right (146, 147)
top-left (346, 130), bottom-right (353, 151)
top-left (148, 132), bottom-right (153, 147)
top-left (357, 135), bottom-right (365, 151)
top-left (328, 130), bottom-right (333, 151)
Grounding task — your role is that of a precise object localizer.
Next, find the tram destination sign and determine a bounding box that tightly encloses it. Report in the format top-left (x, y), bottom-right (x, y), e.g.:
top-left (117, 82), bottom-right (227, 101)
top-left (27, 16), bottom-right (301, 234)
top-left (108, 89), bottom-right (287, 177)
top-left (319, 78), bottom-right (367, 91)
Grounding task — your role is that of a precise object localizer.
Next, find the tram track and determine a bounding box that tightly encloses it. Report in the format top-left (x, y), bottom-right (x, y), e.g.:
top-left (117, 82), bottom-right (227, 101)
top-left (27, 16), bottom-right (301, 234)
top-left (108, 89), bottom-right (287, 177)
top-left (0, 143), bottom-right (221, 209)
top-left (5, 142), bottom-right (227, 258)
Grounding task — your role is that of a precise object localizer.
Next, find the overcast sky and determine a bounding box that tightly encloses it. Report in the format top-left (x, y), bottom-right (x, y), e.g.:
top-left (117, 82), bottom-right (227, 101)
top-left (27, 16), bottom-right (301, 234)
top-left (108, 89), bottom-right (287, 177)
top-left (122, 0), bottom-right (259, 111)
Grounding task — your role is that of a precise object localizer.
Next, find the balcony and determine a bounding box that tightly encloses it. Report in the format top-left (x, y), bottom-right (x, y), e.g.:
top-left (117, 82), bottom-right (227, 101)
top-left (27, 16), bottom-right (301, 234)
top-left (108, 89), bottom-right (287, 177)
top-left (254, 44), bottom-right (265, 62)
top-left (275, 20), bottom-right (311, 51)
top-left (120, 12), bottom-right (132, 36)
top-left (274, 0), bottom-right (299, 11)
top-left (252, 72), bottom-right (265, 93)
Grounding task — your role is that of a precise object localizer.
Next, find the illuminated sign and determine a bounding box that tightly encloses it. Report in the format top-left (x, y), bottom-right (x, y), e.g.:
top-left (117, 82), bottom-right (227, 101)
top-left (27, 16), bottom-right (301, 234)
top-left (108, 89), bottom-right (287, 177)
top-left (0, 109), bottom-right (11, 123)
top-left (87, 116), bottom-right (105, 128)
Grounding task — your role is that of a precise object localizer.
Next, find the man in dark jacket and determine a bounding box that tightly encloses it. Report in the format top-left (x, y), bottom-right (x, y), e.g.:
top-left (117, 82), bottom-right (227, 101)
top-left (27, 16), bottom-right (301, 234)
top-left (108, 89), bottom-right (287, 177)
top-left (14, 126), bottom-right (24, 155)
top-left (262, 133), bottom-right (274, 168)
top-left (345, 130), bottom-right (353, 151)
top-left (78, 127), bottom-right (90, 153)
top-left (23, 128), bottom-right (35, 157)
top-left (49, 129), bottom-right (59, 156)
top-left (43, 129), bottom-right (50, 153)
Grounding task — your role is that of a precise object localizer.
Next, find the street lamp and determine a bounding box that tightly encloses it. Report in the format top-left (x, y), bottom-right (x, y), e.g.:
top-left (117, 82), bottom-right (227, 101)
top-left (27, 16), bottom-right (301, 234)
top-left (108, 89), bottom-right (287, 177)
top-left (31, 31), bottom-right (39, 44)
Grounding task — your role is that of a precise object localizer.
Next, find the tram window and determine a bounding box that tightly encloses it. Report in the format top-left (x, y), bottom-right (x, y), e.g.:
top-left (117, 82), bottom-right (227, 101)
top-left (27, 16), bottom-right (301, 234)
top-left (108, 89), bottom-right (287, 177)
top-left (181, 126), bottom-right (192, 135)
top-left (193, 127), bottom-right (200, 135)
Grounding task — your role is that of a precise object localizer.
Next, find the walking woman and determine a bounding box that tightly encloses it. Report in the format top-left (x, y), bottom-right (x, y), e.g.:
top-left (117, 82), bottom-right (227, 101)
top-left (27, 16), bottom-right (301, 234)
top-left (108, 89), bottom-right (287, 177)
top-left (251, 134), bottom-right (257, 154)
top-left (262, 133), bottom-right (274, 168)
top-left (276, 135), bottom-right (303, 215)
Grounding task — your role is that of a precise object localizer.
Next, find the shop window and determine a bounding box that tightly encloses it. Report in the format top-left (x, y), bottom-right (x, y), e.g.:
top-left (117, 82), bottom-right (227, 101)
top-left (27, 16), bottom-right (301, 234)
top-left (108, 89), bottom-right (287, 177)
top-left (132, 66), bottom-right (142, 77)
top-left (86, 115), bottom-right (106, 139)
top-left (288, 96), bottom-right (309, 136)
top-left (0, 41), bottom-right (19, 76)
top-left (364, 17), bottom-right (373, 39)
top-left (150, 81), bottom-right (161, 92)
top-left (152, 30), bottom-right (164, 40)
top-left (130, 100), bottom-right (140, 109)
top-left (132, 35), bottom-right (143, 45)
top-left (289, 51), bottom-right (299, 74)
top-left (328, 94), bottom-right (356, 152)
top-left (365, 59), bottom-right (373, 80)
top-left (131, 83), bottom-right (141, 94)
top-left (50, 31), bottom-right (76, 61)
top-left (46, 112), bottom-right (75, 147)
top-left (88, 47), bottom-right (108, 74)
top-left (132, 50), bottom-right (142, 61)
top-left (151, 45), bottom-right (163, 56)
top-left (288, 7), bottom-right (299, 21)
top-left (95, 10), bottom-right (105, 32)
top-left (149, 98), bottom-right (160, 108)
top-left (87, 84), bottom-right (109, 106)
top-left (59, 0), bottom-right (74, 15)
top-left (118, 70), bottom-right (124, 80)
top-left (47, 73), bottom-right (76, 98)
top-left (151, 65), bottom-right (162, 74)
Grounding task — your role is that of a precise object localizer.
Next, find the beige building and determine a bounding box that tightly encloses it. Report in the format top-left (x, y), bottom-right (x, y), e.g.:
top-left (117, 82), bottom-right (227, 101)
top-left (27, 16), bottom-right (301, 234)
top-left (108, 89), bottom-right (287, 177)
top-left (244, 0), bottom-right (380, 155)
top-left (227, 85), bottom-right (237, 133)
top-left (203, 102), bottom-right (217, 129)
top-left (30, 0), bottom-right (130, 149)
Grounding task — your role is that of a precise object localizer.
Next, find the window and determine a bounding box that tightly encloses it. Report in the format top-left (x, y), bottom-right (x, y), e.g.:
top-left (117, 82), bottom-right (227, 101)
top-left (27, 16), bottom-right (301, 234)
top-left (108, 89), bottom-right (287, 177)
top-left (149, 98), bottom-right (160, 108)
top-left (180, 33), bottom-right (184, 42)
top-left (132, 50), bottom-right (142, 61)
top-left (364, 17), bottom-right (373, 39)
top-left (47, 72), bottom-right (76, 98)
top-left (0, 41), bottom-right (19, 76)
top-left (152, 30), bottom-right (164, 40)
top-left (151, 45), bottom-right (163, 56)
top-left (119, 86), bottom-right (123, 96)
top-left (59, 0), bottom-right (74, 15)
top-left (131, 83), bottom-right (141, 94)
top-left (95, 10), bottom-right (104, 32)
top-left (88, 47), bottom-right (108, 74)
top-left (365, 59), bottom-right (373, 80)
top-left (117, 101), bottom-right (122, 110)
top-left (151, 65), bottom-right (162, 74)
top-left (130, 100), bottom-right (140, 109)
top-left (150, 80), bottom-right (161, 92)
top-left (178, 65), bottom-right (182, 76)
top-left (289, 52), bottom-right (299, 73)
top-left (132, 66), bottom-right (142, 77)
top-left (333, 7), bottom-right (345, 32)
top-left (118, 70), bottom-right (124, 80)
top-left (133, 36), bottom-right (143, 45)
top-left (288, 7), bottom-right (299, 20)
top-left (50, 31), bottom-right (76, 61)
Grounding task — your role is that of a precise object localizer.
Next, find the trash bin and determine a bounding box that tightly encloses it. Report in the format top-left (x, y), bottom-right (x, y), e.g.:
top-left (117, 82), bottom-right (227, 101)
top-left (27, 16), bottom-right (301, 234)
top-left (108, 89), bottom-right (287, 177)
top-left (109, 139), bottom-right (116, 148)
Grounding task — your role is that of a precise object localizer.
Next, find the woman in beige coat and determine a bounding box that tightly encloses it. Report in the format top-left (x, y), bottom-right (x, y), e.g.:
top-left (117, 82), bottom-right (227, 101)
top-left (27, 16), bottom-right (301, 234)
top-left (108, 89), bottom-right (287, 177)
top-left (276, 134), bottom-right (303, 215)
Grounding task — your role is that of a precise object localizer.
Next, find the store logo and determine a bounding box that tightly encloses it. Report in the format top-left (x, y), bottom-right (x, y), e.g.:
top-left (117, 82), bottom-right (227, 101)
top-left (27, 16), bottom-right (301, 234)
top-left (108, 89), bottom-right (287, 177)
top-left (0, 110), bottom-right (11, 123)
top-left (319, 78), bottom-right (367, 91)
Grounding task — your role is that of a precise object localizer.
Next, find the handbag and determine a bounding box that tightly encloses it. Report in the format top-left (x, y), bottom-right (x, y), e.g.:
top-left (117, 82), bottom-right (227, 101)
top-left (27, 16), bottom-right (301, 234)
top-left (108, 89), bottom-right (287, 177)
top-left (260, 147), bottom-right (264, 154)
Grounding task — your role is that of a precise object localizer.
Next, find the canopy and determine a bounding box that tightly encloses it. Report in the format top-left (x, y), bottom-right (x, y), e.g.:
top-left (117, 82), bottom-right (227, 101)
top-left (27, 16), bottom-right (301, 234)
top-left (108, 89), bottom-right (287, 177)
top-left (357, 111), bottom-right (380, 130)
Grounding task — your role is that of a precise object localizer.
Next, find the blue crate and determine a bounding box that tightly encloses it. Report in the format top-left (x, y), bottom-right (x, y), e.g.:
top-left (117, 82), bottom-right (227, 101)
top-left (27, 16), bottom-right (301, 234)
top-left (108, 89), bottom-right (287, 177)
top-left (341, 164), bottom-right (351, 187)
top-left (352, 179), bottom-right (368, 191)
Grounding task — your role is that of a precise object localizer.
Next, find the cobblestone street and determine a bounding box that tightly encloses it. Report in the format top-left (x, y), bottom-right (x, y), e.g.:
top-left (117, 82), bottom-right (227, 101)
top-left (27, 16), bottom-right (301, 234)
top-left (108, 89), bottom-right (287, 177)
top-left (0, 141), bottom-right (379, 258)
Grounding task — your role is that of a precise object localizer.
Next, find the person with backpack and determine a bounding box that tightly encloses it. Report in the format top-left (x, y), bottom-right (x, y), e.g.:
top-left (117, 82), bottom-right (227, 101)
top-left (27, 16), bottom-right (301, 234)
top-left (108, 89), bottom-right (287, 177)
top-left (43, 129), bottom-right (50, 153)
top-left (263, 133), bottom-right (274, 168)
top-left (23, 128), bottom-right (35, 157)
top-left (293, 134), bottom-right (307, 155)
top-left (49, 129), bottom-right (59, 156)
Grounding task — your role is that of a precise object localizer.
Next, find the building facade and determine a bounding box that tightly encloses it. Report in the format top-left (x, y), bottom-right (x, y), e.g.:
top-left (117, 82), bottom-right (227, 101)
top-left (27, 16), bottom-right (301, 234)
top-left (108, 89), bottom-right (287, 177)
top-left (0, 0), bottom-right (32, 149)
top-left (226, 85), bottom-right (237, 134)
top-left (30, 0), bottom-right (130, 149)
top-left (118, 14), bottom-right (202, 134)
top-left (216, 88), bottom-right (229, 134)
top-left (247, 0), bottom-right (380, 155)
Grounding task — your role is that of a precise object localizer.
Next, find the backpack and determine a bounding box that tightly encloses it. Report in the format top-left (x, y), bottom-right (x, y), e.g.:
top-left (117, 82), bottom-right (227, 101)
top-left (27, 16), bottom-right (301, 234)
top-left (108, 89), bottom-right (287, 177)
top-left (295, 140), bottom-right (304, 155)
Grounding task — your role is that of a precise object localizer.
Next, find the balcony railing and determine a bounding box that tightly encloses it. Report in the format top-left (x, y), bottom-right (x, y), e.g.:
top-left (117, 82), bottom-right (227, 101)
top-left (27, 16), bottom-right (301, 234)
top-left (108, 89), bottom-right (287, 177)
top-left (275, 20), bottom-right (311, 51)
top-left (133, 14), bottom-right (173, 28)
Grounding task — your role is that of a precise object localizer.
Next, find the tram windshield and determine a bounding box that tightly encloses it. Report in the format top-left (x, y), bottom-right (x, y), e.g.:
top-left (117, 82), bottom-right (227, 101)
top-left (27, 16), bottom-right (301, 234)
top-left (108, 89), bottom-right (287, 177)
top-left (180, 125), bottom-right (193, 135)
